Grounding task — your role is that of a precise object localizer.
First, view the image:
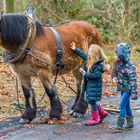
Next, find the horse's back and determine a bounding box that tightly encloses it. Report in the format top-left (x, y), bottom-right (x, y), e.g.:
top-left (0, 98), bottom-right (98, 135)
top-left (57, 21), bottom-right (95, 31)
top-left (55, 21), bottom-right (102, 47)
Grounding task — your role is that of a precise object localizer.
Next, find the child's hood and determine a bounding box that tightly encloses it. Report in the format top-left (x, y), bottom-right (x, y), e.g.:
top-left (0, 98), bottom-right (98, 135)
top-left (115, 43), bottom-right (131, 64)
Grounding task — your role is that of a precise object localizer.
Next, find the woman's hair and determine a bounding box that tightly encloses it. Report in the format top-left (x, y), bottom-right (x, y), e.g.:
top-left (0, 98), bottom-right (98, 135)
top-left (87, 44), bottom-right (109, 72)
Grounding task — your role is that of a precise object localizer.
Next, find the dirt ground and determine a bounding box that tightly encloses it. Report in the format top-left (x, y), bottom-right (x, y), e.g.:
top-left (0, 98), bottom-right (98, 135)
top-left (1, 96), bottom-right (140, 140)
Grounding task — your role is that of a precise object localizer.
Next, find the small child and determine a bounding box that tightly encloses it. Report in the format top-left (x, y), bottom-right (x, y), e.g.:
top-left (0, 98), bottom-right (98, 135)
top-left (111, 43), bottom-right (138, 130)
top-left (71, 42), bottom-right (110, 125)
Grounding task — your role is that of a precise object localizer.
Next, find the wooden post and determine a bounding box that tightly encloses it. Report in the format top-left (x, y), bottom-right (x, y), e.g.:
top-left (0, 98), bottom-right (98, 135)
top-left (136, 1), bottom-right (140, 32)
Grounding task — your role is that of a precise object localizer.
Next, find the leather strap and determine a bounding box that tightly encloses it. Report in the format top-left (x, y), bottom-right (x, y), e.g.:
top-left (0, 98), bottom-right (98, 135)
top-left (48, 27), bottom-right (63, 68)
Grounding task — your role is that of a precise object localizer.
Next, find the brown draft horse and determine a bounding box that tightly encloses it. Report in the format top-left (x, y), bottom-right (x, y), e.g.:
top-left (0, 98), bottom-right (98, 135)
top-left (0, 13), bottom-right (103, 124)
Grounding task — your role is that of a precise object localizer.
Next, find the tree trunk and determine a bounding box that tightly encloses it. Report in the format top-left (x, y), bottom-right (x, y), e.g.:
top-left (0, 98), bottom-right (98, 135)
top-left (136, 0), bottom-right (140, 32)
top-left (123, 0), bottom-right (130, 41)
top-left (3, 0), bottom-right (15, 13)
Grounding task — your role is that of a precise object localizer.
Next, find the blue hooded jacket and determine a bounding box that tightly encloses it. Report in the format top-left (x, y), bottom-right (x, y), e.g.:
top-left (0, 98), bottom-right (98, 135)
top-left (113, 43), bottom-right (138, 99)
top-left (115, 43), bottom-right (131, 64)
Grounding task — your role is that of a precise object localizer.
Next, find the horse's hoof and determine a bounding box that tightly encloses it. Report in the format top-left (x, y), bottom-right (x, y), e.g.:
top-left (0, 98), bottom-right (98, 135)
top-left (73, 112), bottom-right (84, 118)
top-left (19, 118), bottom-right (31, 124)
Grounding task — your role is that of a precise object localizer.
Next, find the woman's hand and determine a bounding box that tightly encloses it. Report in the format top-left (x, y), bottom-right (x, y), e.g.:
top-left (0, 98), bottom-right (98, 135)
top-left (70, 42), bottom-right (76, 50)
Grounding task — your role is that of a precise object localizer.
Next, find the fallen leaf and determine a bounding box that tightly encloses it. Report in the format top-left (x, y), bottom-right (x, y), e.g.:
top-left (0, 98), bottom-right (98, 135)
top-left (24, 124), bottom-right (35, 128)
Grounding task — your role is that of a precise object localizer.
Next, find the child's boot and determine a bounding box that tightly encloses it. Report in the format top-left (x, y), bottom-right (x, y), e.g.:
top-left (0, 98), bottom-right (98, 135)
top-left (109, 117), bottom-right (124, 130)
top-left (123, 116), bottom-right (133, 130)
top-left (85, 110), bottom-right (99, 126)
top-left (98, 105), bottom-right (108, 123)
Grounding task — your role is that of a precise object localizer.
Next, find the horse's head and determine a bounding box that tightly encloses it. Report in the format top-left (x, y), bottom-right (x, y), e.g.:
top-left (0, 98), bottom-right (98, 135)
top-left (0, 13), bottom-right (29, 49)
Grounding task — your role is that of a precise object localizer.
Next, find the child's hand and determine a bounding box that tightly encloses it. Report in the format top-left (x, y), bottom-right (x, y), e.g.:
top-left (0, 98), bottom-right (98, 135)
top-left (81, 71), bottom-right (85, 76)
top-left (114, 53), bottom-right (119, 61)
top-left (131, 94), bottom-right (138, 100)
top-left (71, 42), bottom-right (76, 50)
top-left (112, 77), bottom-right (118, 83)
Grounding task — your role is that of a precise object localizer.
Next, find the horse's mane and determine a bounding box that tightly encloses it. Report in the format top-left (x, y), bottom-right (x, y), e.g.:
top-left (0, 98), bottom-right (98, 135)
top-left (0, 14), bottom-right (44, 47)
top-left (35, 21), bottom-right (44, 36)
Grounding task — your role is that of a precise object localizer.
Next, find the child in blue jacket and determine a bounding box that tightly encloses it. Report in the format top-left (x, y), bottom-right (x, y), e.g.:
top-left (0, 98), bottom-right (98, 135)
top-left (71, 42), bottom-right (110, 125)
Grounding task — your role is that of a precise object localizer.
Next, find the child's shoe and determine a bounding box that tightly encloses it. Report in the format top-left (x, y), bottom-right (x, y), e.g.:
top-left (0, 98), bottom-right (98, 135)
top-left (109, 117), bottom-right (124, 131)
top-left (123, 116), bottom-right (133, 130)
top-left (98, 105), bottom-right (108, 123)
top-left (85, 110), bottom-right (99, 126)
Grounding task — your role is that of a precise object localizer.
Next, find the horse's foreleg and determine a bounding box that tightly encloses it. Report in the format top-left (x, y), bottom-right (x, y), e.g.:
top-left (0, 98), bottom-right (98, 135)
top-left (72, 71), bottom-right (88, 117)
top-left (18, 76), bottom-right (37, 124)
top-left (38, 70), bottom-right (62, 120)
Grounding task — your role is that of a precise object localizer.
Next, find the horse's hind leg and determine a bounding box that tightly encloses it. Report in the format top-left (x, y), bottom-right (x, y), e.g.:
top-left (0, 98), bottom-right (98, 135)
top-left (18, 75), bottom-right (37, 124)
top-left (72, 71), bottom-right (88, 117)
top-left (38, 70), bottom-right (62, 120)
top-left (70, 72), bottom-right (82, 114)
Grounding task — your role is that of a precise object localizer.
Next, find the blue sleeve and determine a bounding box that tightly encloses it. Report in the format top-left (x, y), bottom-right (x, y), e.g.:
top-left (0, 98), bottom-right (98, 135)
top-left (74, 48), bottom-right (88, 60)
top-left (84, 65), bottom-right (102, 79)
